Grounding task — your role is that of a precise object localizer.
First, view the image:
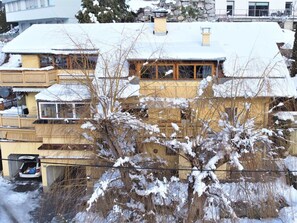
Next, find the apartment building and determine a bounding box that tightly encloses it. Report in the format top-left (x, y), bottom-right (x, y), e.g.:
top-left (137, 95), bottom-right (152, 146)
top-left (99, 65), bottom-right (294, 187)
top-left (216, 0), bottom-right (296, 17)
top-left (2, 0), bottom-right (81, 32)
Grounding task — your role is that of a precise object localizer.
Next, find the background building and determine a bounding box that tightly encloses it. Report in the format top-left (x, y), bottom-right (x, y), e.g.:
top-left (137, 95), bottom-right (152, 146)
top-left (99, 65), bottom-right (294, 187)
top-left (2, 0), bottom-right (81, 32)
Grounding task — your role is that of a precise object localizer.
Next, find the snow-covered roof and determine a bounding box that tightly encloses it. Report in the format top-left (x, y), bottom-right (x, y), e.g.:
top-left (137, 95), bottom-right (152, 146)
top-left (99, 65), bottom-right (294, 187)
top-left (93, 78), bottom-right (140, 99)
top-left (2, 22), bottom-right (287, 77)
top-left (3, 22), bottom-right (295, 98)
top-left (212, 77), bottom-right (296, 98)
top-left (35, 84), bottom-right (90, 101)
top-left (281, 29), bottom-right (295, 50)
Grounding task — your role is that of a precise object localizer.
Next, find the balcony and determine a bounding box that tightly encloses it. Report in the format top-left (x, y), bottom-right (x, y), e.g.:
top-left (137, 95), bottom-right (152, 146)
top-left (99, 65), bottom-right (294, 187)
top-left (0, 69), bottom-right (57, 87)
top-left (0, 115), bottom-right (36, 128)
top-left (0, 115), bottom-right (41, 141)
top-left (34, 121), bottom-right (90, 144)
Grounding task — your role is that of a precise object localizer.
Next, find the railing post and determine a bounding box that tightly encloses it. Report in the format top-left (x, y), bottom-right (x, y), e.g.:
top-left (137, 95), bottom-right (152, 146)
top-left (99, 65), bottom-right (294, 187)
top-left (18, 115), bottom-right (21, 128)
top-left (46, 71), bottom-right (50, 85)
top-left (23, 71), bottom-right (26, 84)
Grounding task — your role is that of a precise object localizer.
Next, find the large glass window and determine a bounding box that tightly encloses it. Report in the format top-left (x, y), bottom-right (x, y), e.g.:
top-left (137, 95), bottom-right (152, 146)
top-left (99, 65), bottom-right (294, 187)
top-left (178, 65), bottom-right (194, 79)
top-left (39, 103), bottom-right (90, 119)
top-left (58, 104), bottom-right (73, 119)
top-left (75, 104), bottom-right (90, 118)
top-left (141, 65), bottom-right (156, 79)
top-left (140, 62), bottom-right (213, 79)
top-left (158, 65), bottom-right (174, 79)
top-left (70, 55), bottom-right (98, 69)
top-left (248, 2), bottom-right (269, 16)
top-left (40, 55), bottom-right (53, 67)
top-left (55, 56), bottom-right (68, 69)
top-left (196, 65), bottom-right (212, 78)
top-left (40, 104), bottom-right (56, 118)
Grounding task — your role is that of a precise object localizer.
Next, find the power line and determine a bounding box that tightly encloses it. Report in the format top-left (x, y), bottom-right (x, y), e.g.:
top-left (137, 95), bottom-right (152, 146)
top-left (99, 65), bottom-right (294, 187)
top-left (1, 158), bottom-right (296, 173)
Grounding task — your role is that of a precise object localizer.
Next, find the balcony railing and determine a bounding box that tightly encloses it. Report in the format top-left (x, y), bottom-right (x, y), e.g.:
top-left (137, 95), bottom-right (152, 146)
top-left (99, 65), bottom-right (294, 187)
top-left (0, 115), bottom-right (36, 128)
top-left (216, 8), bottom-right (296, 19)
top-left (0, 69), bottom-right (57, 87)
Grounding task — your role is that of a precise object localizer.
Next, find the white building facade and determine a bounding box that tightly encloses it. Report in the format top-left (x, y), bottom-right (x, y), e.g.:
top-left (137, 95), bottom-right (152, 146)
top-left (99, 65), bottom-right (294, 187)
top-left (215, 0), bottom-right (297, 17)
top-left (3, 0), bottom-right (81, 32)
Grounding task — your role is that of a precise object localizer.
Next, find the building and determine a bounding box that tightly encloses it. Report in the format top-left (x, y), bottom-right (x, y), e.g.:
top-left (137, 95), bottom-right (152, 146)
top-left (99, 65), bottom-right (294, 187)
top-left (0, 16), bottom-right (295, 190)
top-left (2, 0), bottom-right (81, 32)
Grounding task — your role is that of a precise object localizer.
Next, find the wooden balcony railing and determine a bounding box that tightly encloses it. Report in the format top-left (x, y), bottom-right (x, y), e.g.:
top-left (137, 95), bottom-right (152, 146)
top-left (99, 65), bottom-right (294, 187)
top-left (0, 115), bottom-right (36, 128)
top-left (0, 69), bottom-right (57, 87)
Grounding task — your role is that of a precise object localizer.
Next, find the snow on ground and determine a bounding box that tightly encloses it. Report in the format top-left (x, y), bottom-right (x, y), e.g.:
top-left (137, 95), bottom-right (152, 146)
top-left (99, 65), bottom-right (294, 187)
top-left (0, 177), bottom-right (40, 223)
top-left (284, 156), bottom-right (297, 176)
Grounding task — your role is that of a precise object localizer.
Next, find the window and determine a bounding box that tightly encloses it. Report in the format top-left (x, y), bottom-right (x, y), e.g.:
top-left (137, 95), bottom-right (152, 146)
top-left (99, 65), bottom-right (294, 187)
top-left (70, 55), bottom-right (98, 69)
top-left (178, 65), bottom-right (194, 79)
top-left (248, 2), bottom-right (269, 16)
top-left (158, 65), bottom-right (174, 79)
top-left (40, 55), bottom-right (98, 69)
top-left (40, 55), bottom-right (53, 67)
top-left (227, 1), bottom-right (234, 16)
top-left (25, 0), bottom-right (38, 9)
top-left (40, 104), bottom-right (56, 118)
top-left (196, 65), bottom-right (212, 78)
top-left (58, 104), bottom-right (73, 119)
top-left (140, 61), bottom-right (213, 80)
top-left (39, 102), bottom-right (90, 119)
top-left (141, 65), bottom-right (156, 79)
top-left (55, 55), bottom-right (68, 69)
top-left (75, 104), bottom-right (90, 119)
top-left (285, 2), bottom-right (293, 16)
top-left (40, 0), bottom-right (46, 7)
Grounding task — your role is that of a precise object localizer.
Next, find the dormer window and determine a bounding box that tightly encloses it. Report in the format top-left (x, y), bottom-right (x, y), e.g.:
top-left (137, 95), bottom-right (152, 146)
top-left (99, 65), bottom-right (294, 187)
top-left (39, 54), bottom-right (98, 69)
top-left (139, 61), bottom-right (214, 80)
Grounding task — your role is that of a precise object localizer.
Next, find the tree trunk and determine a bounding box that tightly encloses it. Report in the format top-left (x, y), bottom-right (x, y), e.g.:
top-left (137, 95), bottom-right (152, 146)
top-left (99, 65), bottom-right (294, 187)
top-left (187, 193), bottom-right (207, 223)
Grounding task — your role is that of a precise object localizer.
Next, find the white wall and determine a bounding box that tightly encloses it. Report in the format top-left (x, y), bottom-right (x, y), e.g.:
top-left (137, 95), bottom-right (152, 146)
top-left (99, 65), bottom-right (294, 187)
top-left (5, 0), bottom-right (81, 27)
top-left (215, 0), bottom-right (297, 16)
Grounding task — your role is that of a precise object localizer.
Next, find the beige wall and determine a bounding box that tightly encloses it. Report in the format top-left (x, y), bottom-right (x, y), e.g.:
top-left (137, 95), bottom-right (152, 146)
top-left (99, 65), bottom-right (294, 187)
top-left (22, 55), bottom-right (40, 68)
top-left (0, 142), bottom-right (42, 177)
top-left (26, 93), bottom-right (38, 116)
top-left (140, 81), bottom-right (199, 98)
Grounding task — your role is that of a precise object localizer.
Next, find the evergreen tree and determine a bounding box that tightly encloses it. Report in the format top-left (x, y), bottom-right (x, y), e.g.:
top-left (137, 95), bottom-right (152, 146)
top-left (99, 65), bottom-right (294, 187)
top-left (76, 0), bottom-right (136, 23)
top-left (291, 29), bottom-right (297, 77)
top-left (0, 6), bottom-right (14, 33)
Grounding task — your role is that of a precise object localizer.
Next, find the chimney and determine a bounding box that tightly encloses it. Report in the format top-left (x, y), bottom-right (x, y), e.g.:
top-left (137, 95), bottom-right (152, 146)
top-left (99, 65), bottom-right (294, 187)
top-left (153, 9), bottom-right (168, 35)
top-left (201, 27), bottom-right (211, 46)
